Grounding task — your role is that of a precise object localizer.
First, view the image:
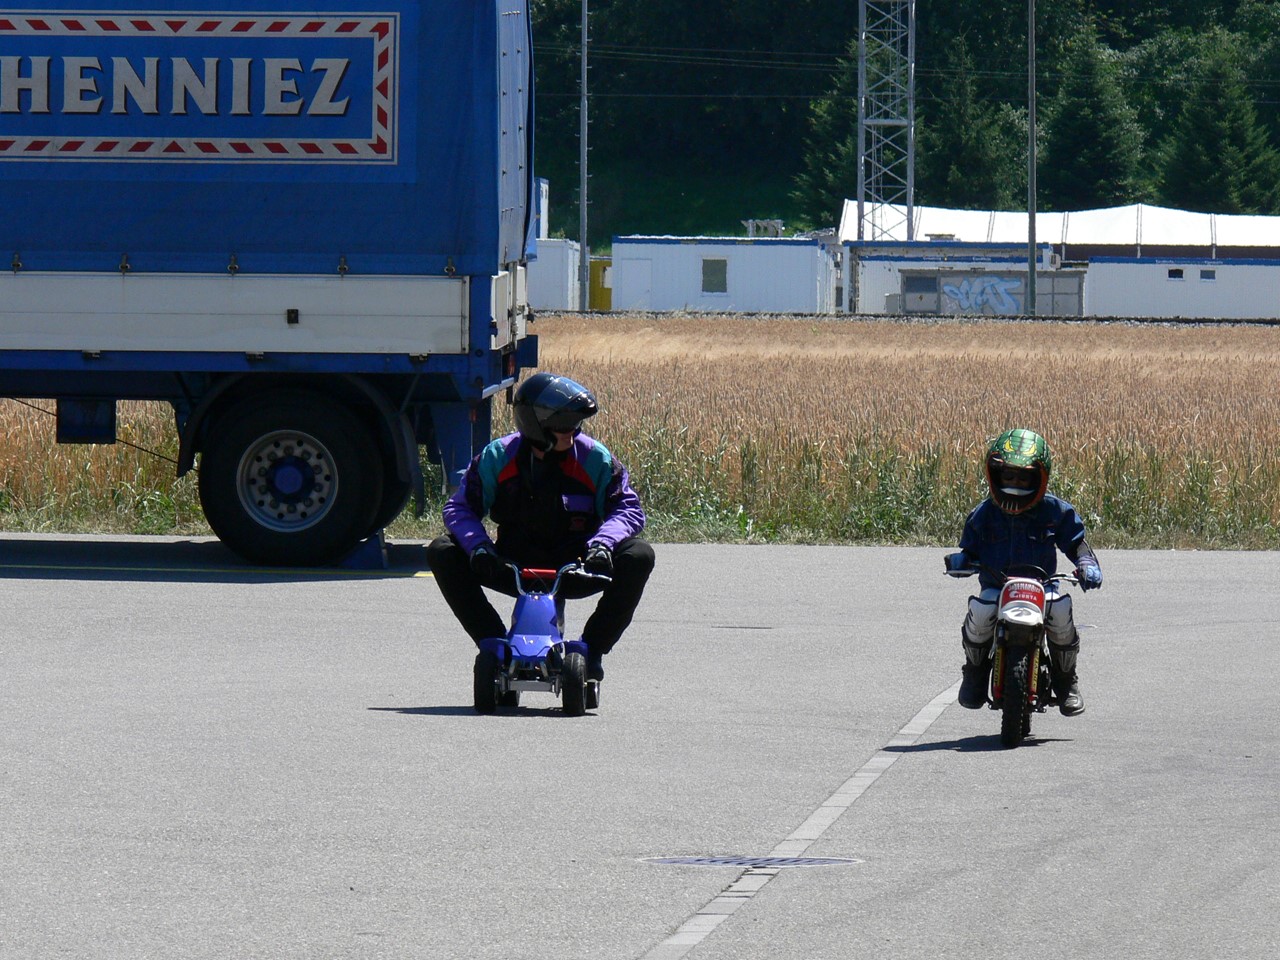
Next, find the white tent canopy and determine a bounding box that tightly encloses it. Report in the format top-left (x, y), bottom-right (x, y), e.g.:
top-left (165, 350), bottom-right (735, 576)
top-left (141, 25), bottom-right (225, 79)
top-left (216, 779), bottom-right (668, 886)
top-left (838, 201), bottom-right (1280, 248)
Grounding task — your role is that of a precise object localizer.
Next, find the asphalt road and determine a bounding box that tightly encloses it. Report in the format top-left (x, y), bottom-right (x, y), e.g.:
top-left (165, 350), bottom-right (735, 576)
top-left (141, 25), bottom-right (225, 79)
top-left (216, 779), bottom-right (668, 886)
top-left (2, 535), bottom-right (1277, 959)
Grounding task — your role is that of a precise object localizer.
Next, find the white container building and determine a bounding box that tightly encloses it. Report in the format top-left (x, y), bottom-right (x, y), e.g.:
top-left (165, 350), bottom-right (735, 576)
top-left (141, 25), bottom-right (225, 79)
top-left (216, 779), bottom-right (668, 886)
top-left (840, 201), bottom-right (1280, 319)
top-left (611, 236), bottom-right (841, 313)
top-left (526, 237), bottom-right (581, 311)
top-left (1086, 257), bottom-right (1280, 319)
top-left (852, 242), bottom-right (1074, 315)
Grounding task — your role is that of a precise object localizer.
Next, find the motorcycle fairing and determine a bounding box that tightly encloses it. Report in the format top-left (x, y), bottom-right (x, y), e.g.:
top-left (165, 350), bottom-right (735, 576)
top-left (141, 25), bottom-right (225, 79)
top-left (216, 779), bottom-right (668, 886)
top-left (999, 577), bottom-right (1046, 628)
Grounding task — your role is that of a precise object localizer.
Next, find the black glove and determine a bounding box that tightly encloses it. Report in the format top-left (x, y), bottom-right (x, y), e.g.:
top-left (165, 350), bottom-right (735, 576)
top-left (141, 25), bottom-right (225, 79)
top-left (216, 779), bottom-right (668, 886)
top-left (583, 543), bottom-right (614, 576)
top-left (470, 543), bottom-right (510, 582)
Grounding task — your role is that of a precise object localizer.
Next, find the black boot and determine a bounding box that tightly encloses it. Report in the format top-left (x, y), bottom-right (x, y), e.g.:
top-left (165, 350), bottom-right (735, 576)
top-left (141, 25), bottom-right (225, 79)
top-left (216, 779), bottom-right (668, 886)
top-left (1049, 642), bottom-right (1085, 716)
top-left (959, 639), bottom-right (993, 709)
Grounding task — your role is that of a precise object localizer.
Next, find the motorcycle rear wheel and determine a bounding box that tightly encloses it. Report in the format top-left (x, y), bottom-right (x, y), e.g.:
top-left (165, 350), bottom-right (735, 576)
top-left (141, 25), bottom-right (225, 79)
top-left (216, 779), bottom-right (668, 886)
top-left (562, 652), bottom-right (588, 716)
top-left (1000, 648), bottom-right (1034, 748)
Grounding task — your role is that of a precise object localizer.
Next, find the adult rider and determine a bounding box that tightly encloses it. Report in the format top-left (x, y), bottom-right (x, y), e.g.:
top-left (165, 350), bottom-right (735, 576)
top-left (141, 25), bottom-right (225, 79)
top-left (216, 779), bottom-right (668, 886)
top-left (426, 373), bottom-right (654, 681)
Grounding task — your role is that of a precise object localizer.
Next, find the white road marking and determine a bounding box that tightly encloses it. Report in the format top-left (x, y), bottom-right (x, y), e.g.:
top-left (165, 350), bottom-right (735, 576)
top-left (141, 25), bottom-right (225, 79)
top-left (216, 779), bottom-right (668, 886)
top-left (640, 681), bottom-right (961, 960)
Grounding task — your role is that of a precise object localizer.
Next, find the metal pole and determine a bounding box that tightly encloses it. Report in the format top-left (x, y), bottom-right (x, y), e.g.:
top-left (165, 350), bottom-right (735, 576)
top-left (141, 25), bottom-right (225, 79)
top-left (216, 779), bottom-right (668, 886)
top-left (578, 0), bottom-right (590, 311)
top-left (906, 0), bottom-right (916, 242)
top-left (1027, 0), bottom-right (1037, 317)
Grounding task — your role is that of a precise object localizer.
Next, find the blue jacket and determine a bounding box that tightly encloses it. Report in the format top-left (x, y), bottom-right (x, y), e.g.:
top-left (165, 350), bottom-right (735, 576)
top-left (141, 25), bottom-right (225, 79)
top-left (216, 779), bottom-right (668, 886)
top-left (957, 494), bottom-right (1089, 589)
top-left (443, 431), bottom-right (645, 564)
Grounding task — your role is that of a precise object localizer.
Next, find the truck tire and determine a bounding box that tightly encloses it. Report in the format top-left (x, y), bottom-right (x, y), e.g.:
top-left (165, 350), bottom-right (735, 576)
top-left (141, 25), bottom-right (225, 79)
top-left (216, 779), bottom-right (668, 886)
top-left (366, 467), bottom-right (413, 538)
top-left (198, 392), bottom-right (383, 566)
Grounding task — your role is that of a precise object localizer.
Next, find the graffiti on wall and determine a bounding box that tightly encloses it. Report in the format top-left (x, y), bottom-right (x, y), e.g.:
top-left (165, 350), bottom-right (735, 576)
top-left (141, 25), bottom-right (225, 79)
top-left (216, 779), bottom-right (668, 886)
top-left (941, 276), bottom-right (1023, 314)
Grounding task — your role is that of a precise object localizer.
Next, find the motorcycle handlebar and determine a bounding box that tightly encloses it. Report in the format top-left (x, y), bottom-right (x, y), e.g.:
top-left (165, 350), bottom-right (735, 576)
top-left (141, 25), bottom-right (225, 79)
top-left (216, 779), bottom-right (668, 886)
top-left (944, 560), bottom-right (1079, 587)
top-left (507, 561), bottom-right (612, 595)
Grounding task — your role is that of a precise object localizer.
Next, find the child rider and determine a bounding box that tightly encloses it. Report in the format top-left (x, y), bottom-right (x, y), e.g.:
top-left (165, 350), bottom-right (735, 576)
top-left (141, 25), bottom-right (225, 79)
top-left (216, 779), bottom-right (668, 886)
top-left (944, 428), bottom-right (1103, 715)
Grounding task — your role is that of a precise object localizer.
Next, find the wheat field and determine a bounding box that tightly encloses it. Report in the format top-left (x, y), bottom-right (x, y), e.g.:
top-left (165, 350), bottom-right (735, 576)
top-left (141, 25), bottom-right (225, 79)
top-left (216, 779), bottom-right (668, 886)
top-left (525, 313), bottom-right (1280, 547)
top-left (0, 398), bottom-right (196, 534)
top-left (0, 314), bottom-right (1276, 547)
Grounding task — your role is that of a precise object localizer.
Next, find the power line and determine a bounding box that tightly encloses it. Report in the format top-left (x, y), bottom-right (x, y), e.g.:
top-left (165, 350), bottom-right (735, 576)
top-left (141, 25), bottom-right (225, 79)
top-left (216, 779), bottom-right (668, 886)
top-left (533, 42), bottom-right (845, 73)
top-left (534, 42), bottom-right (1280, 93)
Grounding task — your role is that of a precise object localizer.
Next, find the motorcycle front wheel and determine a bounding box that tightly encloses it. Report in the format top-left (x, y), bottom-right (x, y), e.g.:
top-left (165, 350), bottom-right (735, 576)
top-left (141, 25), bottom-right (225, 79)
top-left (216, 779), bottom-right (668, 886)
top-left (1000, 647), bottom-right (1034, 748)
top-left (561, 652), bottom-right (588, 717)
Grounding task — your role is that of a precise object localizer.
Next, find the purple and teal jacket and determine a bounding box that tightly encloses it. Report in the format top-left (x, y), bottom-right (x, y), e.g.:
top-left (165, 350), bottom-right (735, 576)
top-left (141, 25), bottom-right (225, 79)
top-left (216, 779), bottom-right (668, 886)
top-left (443, 431), bottom-right (645, 563)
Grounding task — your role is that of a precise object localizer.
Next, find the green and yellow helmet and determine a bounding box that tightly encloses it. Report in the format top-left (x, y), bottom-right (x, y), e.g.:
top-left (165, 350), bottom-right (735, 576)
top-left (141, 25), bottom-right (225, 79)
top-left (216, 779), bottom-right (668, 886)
top-left (985, 428), bottom-right (1051, 514)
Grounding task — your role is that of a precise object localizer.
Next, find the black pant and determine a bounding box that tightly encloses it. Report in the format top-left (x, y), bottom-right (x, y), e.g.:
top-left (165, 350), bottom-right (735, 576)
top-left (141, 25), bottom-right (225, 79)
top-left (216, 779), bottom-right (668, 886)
top-left (425, 535), bottom-right (655, 655)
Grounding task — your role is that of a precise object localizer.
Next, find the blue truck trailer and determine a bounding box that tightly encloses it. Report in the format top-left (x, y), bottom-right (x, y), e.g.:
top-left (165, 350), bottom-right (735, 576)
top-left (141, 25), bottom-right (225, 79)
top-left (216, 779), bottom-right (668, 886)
top-left (0, 1), bottom-right (538, 564)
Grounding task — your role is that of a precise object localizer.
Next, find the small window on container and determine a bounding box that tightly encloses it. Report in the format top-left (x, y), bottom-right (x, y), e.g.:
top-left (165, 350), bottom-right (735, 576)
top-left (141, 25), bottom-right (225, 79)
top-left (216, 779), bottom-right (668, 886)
top-left (1200, 268), bottom-right (1216, 281)
top-left (1167, 268), bottom-right (1184, 280)
top-left (702, 258), bottom-right (728, 293)
top-left (902, 275), bottom-right (939, 294)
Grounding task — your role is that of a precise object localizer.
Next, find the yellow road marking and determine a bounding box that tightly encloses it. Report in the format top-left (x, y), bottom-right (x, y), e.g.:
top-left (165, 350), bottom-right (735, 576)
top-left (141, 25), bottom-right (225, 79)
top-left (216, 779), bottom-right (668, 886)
top-left (0, 562), bottom-right (435, 578)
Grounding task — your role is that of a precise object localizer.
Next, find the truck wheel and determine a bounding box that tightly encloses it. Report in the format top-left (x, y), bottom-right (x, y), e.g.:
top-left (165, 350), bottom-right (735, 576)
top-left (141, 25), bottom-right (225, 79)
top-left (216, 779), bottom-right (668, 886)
top-left (367, 467), bottom-right (413, 538)
top-left (199, 393), bottom-right (383, 566)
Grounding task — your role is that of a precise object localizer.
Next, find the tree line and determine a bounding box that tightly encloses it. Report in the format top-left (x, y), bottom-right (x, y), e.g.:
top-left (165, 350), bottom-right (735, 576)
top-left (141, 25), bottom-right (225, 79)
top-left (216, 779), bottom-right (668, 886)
top-left (531, 1), bottom-right (1280, 240)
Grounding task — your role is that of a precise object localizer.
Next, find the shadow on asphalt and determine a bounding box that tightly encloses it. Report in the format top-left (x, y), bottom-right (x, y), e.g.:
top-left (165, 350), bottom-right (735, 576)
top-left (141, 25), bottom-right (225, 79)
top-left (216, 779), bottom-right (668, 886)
top-left (368, 705), bottom-right (596, 719)
top-left (0, 535), bottom-right (432, 583)
top-left (886, 733), bottom-right (1075, 753)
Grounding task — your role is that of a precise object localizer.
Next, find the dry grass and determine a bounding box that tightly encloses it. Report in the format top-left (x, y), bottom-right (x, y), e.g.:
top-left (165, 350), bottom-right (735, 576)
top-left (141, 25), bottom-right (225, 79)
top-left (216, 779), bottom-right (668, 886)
top-left (0, 399), bottom-right (202, 534)
top-left (526, 313), bottom-right (1280, 547)
top-left (0, 313), bottom-right (1276, 547)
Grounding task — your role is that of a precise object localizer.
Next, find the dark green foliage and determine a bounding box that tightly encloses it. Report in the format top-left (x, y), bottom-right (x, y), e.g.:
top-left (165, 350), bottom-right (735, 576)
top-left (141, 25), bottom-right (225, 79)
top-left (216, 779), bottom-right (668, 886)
top-left (530, 1), bottom-right (1280, 240)
top-left (917, 35), bottom-right (1027, 209)
top-left (532, 0), bottom-right (857, 240)
top-left (1233, 0), bottom-right (1280, 138)
top-left (1156, 34), bottom-right (1280, 213)
top-left (1040, 26), bottom-right (1152, 209)
top-left (1089, 1), bottom-right (1240, 45)
top-left (1118, 29), bottom-right (1211, 142)
top-left (790, 40), bottom-right (859, 229)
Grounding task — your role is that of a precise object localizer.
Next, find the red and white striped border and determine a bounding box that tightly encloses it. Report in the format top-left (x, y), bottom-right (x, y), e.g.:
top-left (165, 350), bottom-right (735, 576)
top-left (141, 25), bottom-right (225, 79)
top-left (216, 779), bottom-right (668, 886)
top-left (0, 11), bottom-right (398, 161)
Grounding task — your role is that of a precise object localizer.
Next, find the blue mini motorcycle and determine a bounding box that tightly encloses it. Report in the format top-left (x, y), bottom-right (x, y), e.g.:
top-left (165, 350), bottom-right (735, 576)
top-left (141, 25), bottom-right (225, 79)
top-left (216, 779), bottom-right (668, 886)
top-left (473, 561), bottom-right (609, 716)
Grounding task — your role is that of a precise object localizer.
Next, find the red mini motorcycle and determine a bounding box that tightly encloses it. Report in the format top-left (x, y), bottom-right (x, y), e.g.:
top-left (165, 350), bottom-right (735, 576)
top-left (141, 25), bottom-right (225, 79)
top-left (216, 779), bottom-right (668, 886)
top-left (947, 564), bottom-right (1079, 748)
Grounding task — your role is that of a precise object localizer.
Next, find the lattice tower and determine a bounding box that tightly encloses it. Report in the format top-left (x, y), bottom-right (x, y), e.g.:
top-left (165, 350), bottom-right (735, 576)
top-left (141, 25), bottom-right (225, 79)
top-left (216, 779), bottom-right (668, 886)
top-left (856, 0), bottom-right (916, 241)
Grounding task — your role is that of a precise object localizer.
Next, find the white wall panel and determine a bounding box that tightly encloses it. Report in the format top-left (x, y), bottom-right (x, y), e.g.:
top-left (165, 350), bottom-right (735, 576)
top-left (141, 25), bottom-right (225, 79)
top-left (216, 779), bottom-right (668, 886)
top-left (611, 239), bottom-right (836, 313)
top-left (1085, 260), bottom-right (1280, 319)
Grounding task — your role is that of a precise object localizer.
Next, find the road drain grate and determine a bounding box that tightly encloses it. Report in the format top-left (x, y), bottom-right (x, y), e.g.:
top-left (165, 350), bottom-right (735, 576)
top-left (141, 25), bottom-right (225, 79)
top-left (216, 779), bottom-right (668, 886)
top-left (642, 856), bottom-right (861, 868)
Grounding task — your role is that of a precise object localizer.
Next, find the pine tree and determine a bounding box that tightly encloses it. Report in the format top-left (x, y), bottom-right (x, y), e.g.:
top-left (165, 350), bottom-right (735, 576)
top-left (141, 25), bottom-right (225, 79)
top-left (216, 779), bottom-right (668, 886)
top-left (917, 35), bottom-right (1027, 209)
top-left (790, 40), bottom-right (859, 229)
top-left (1158, 37), bottom-right (1280, 214)
top-left (1041, 27), bottom-right (1150, 210)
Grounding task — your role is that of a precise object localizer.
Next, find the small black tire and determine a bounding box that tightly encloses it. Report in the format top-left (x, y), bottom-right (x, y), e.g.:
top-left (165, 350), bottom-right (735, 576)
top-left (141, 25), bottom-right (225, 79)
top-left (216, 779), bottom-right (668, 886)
top-left (585, 681), bottom-right (599, 711)
top-left (474, 651), bottom-right (500, 715)
top-left (499, 689), bottom-right (521, 709)
top-left (562, 652), bottom-right (587, 717)
top-left (1000, 648), bottom-right (1033, 748)
top-left (198, 392), bottom-right (383, 566)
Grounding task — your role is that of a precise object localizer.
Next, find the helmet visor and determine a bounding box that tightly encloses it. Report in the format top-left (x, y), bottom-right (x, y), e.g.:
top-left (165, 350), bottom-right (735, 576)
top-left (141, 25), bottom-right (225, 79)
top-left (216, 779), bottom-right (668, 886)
top-left (997, 466), bottom-right (1040, 496)
top-left (539, 408), bottom-right (588, 433)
